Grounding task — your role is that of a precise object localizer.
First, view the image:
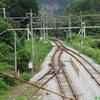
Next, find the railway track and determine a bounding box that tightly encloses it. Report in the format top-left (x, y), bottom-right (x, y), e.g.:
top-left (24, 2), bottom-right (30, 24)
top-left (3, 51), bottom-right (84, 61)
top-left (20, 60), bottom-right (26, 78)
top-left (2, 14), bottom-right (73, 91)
top-left (49, 38), bottom-right (100, 86)
top-left (10, 38), bottom-right (99, 100)
top-left (50, 44), bottom-right (77, 100)
top-left (32, 40), bottom-right (77, 100)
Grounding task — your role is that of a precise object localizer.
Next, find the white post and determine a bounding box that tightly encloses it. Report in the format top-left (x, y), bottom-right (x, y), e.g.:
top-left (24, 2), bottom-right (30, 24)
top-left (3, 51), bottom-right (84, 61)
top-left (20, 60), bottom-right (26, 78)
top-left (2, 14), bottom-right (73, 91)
top-left (68, 13), bottom-right (72, 41)
top-left (43, 13), bottom-right (46, 44)
top-left (78, 11), bottom-right (83, 36)
top-left (14, 32), bottom-right (17, 74)
top-left (30, 10), bottom-right (34, 72)
top-left (2, 8), bottom-right (6, 18)
top-left (46, 12), bottom-right (48, 40)
top-left (27, 24), bottom-right (30, 40)
top-left (66, 30), bottom-right (69, 41)
top-left (83, 22), bottom-right (86, 37)
top-left (18, 69), bottom-right (20, 77)
top-left (40, 13), bottom-right (43, 37)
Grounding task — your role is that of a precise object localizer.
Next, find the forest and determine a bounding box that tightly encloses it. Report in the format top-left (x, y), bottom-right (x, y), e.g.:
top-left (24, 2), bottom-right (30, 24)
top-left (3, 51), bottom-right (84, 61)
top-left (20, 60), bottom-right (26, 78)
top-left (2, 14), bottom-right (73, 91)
top-left (0, 0), bottom-right (100, 100)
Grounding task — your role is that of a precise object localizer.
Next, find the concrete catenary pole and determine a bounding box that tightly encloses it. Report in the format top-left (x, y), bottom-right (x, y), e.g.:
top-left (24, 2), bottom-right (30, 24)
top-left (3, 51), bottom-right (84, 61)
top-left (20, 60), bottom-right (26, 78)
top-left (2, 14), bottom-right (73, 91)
top-left (30, 9), bottom-right (34, 72)
top-left (14, 32), bottom-right (17, 74)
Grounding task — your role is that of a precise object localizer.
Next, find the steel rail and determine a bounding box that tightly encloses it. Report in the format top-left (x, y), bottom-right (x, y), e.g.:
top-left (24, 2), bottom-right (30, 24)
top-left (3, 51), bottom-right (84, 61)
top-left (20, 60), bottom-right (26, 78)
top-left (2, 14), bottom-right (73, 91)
top-left (49, 38), bottom-right (100, 75)
top-left (51, 47), bottom-right (66, 100)
top-left (49, 38), bottom-right (100, 86)
top-left (54, 39), bottom-right (100, 75)
top-left (0, 72), bottom-right (74, 99)
top-left (35, 68), bottom-right (53, 83)
top-left (28, 66), bottom-right (62, 100)
top-left (58, 51), bottom-right (78, 100)
top-left (51, 39), bottom-right (78, 100)
top-left (50, 40), bottom-right (77, 100)
top-left (16, 68), bottom-right (53, 98)
top-left (64, 48), bottom-right (100, 86)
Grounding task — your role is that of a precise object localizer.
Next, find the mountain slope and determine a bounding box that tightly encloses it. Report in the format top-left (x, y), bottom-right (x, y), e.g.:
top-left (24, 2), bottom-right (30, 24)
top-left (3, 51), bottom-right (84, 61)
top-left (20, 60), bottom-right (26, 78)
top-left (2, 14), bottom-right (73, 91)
top-left (38, 0), bottom-right (74, 15)
top-left (64, 0), bottom-right (100, 14)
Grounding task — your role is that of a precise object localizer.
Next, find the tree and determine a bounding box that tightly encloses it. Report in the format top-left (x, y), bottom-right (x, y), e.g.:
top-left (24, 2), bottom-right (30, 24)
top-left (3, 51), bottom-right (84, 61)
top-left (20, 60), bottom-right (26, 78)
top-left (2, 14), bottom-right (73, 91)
top-left (0, 0), bottom-right (38, 17)
top-left (64, 0), bottom-right (100, 14)
top-left (17, 49), bottom-right (31, 72)
top-left (0, 19), bottom-right (15, 47)
top-left (64, 0), bottom-right (100, 35)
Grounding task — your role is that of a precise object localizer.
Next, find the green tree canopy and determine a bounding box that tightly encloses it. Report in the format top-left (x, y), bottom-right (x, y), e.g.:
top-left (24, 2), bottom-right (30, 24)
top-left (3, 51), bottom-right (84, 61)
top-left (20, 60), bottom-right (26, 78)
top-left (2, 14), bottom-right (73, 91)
top-left (0, 0), bottom-right (38, 17)
top-left (0, 19), bottom-right (15, 47)
top-left (65, 0), bottom-right (100, 14)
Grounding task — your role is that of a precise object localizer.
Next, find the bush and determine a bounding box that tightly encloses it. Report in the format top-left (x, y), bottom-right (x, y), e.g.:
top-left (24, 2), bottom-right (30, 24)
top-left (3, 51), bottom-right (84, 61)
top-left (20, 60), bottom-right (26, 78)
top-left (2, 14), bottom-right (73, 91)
top-left (33, 40), bottom-right (53, 71)
top-left (3, 76), bottom-right (17, 86)
top-left (17, 49), bottom-right (31, 72)
top-left (0, 78), bottom-right (8, 91)
top-left (20, 73), bottom-right (32, 81)
top-left (0, 62), bottom-right (13, 72)
top-left (0, 19), bottom-right (15, 47)
top-left (65, 34), bottom-right (100, 65)
top-left (16, 97), bottom-right (26, 100)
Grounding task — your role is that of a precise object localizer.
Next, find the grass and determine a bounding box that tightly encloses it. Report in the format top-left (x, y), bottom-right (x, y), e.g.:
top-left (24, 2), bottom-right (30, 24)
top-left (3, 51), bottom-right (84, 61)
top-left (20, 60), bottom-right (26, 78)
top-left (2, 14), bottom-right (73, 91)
top-left (25, 39), bottom-right (53, 71)
top-left (0, 85), bottom-right (19, 100)
top-left (0, 91), bottom-right (11, 100)
top-left (0, 83), bottom-right (38, 100)
top-left (0, 38), bottom-right (52, 100)
top-left (16, 97), bottom-right (26, 100)
top-left (64, 34), bottom-right (100, 64)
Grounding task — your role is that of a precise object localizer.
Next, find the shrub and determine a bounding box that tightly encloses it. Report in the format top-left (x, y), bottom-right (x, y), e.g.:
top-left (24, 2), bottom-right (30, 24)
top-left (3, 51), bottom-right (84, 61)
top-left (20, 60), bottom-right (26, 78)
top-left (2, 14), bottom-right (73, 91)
top-left (0, 78), bottom-right (8, 91)
top-left (65, 34), bottom-right (100, 65)
top-left (3, 76), bottom-right (17, 86)
top-left (20, 73), bottom-right (32, 81)
top-left (33, 40), bottom-right (52, 71)
top-left (0, 19), bottom-right (15, 47)
top-left (16, 97), bottom-right (26, 100)
top-left (17, 49), bottom-right (31, 72)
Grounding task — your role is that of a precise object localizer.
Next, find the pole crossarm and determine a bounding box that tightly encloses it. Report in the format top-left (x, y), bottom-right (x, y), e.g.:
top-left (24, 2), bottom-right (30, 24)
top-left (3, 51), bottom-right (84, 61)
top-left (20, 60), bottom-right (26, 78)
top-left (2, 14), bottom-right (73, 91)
top-left (6, 26), bottom-right (100, 31)
top-left (32, 26), bottom-right (100, 30)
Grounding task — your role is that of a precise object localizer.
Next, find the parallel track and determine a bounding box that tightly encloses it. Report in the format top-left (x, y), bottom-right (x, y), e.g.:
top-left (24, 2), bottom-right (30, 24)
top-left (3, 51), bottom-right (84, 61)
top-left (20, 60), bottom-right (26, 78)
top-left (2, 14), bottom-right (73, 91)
top-left (14, 38), bottom-right (99, 100)
top-left (49, 38), bottom-right (100, 86)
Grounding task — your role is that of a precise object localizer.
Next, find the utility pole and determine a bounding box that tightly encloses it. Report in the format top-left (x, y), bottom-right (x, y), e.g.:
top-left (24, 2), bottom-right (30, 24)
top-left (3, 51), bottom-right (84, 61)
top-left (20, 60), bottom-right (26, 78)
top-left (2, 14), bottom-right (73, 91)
top-left (43, 12), bottom-right (46, 44)
top-left (30, 10), bottom-right (34, 72)
top-left (14, 32), bottom-right (17, 74)
top-left (78, 11), bottom-right (86, 46)
top-left (68, 13), bottom-right (72, 41)
top-left (40, 13), bottom-right (43, 37)
top-left (2, 8), bottom-right (6, 18)
top-left (26, 10), bottom-right (34, 72)
top-left (78, 11), bottom-right (86, 37)
top-left (27, 24), bottom-right (30, 40)
top-left (46, 11), bottom-right (48, 40)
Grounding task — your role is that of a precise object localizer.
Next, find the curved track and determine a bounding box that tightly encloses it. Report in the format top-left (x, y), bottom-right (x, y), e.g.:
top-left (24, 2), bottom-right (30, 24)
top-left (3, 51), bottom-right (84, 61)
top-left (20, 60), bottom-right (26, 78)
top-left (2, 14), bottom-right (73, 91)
top-left (13, 38), bottom-right (100, 100)
top-left (49, 38), bottom-right (100, 86)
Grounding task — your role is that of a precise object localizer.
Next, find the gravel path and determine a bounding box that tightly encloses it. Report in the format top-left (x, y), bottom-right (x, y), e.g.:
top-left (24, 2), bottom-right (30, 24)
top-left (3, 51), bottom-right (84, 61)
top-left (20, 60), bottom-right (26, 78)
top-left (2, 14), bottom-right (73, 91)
top-left (30, 41), bottom-right (100, 100)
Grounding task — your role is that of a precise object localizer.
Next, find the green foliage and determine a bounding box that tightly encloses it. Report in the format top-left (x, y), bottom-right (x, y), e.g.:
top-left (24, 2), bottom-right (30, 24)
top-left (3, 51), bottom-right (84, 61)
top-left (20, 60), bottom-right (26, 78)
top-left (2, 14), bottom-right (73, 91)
top-left (0, 62), bottom-right (13, 72)
top-left (65, 0), bottom-right (100, 14)
top-left (16, 97), bottom-right (26, 100)
top-left (0, 43), bottom-right (14, 64)
top-left (0, 78), bottom-right (8, 91)
top-left (17, 49), bottom-right (31, 72)
top-left (81, 46), bottom-right (100, 64)
top-left (64, 0), bottom-right (100, 35)
top-left (24, 39), bottom-right (52, 71)
top-left (33, 39), bottom-right (53, 71)
top-left (20, 73), bottom-right (32, 81)
top-left (1, 0), bottom-right (38, 17)
top-left (65, 34), bottom-right (100, 64)
top-left (0, 19), bottom-right (15, 47)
